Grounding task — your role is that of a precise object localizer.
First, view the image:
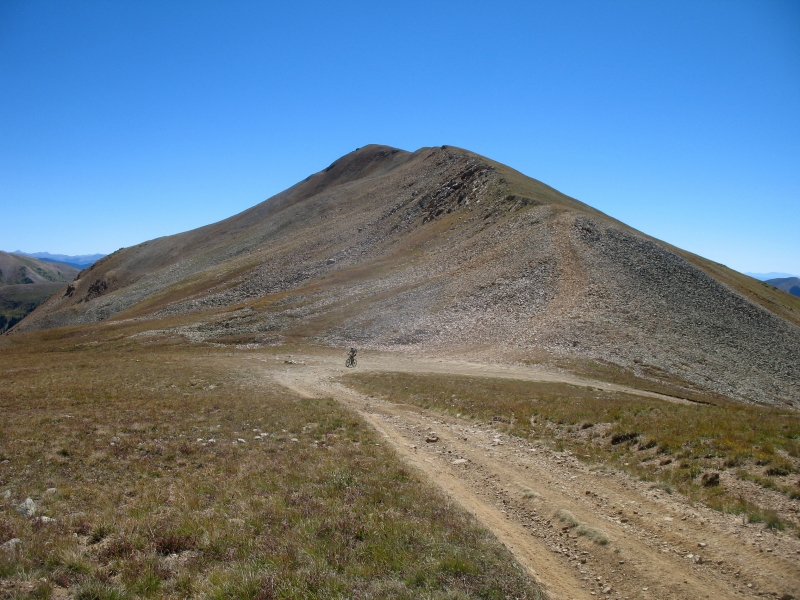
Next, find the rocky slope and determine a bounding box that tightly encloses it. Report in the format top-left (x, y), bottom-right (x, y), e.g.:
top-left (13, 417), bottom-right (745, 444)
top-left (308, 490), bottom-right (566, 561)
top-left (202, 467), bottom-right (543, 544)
top-left (11, 145), bottom-right (800, 406)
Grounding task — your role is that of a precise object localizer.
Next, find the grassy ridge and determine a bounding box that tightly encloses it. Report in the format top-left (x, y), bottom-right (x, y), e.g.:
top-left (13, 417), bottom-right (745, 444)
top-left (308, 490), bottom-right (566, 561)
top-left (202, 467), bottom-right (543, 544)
top-left (346, 371), bottom-right (800, 530)
top-left (0, 341), bottom-right (542, 599)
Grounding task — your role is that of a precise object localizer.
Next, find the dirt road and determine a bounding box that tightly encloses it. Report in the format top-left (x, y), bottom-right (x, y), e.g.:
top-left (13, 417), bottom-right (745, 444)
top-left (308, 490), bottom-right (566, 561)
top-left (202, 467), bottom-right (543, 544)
top-left (245, 351), bottom-right (800, 600)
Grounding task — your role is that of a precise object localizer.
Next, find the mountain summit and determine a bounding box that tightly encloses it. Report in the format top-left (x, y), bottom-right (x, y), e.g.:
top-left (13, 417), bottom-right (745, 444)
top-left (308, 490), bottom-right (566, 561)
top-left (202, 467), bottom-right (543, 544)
top-left (13, 145), bottom-right (800, 406)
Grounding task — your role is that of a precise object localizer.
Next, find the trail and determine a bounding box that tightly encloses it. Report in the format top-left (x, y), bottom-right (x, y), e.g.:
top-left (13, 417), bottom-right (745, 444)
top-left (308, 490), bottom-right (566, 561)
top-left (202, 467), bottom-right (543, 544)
top-left (243, 351), bottom-right (800, 600)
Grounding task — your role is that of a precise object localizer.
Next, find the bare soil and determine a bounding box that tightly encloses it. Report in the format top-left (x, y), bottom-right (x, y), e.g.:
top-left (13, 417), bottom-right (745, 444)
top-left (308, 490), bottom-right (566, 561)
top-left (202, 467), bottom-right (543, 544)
top-left (253, 349), bottom-right (800, 600)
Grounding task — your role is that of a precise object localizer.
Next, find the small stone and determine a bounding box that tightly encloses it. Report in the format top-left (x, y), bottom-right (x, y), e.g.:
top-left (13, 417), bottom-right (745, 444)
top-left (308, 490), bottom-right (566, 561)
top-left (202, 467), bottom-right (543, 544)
top-left (603, 587), bottom-right (612, 594)
top-left (425, 436), bottom-right (439, 443)
top-left (694, 555), bottom-right (703, 564)
top-left (16, 497), bottom-right (36, 518)
top-left (37, 516), bottom-right (56, 524)
top-left (237, 438), bottom-right (246, 443)
top-left (452, 459), bottom-right (468, 465)
top-left (1, 490), bottom-right (10, 500)
top-left (291, 438), bottom-right (299, 443)
top-left (698, 542), bottom-right (706, 548)
top-left (0, 538), bottom-right (21, 552)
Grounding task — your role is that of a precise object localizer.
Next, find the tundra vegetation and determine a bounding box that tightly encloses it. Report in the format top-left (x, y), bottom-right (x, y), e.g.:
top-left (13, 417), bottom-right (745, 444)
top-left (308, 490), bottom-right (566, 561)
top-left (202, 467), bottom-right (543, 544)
top-left (347, 371), bottom-right (800, 532)
top-left (0, 332), bottom-right (542, 599)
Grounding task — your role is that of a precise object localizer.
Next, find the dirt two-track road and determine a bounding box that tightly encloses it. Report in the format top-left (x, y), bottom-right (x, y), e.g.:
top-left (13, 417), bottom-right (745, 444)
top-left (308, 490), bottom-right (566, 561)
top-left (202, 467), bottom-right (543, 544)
top-left (238, 351), bottom-right (799, 600)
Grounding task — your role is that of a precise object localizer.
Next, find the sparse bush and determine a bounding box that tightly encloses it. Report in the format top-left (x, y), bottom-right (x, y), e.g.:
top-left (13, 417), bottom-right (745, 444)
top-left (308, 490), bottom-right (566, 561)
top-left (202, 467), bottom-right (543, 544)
top-left (610, 432), bottom-right (639, 445)
top-left (153, 533), bottom-right (197, 556)
top-left (89, 523), bottom-right (112, 544)
top-left (766, 465), bottom-right (790, 477)
top-left (763, 510), bottom-right (785, 531)
top-left (74, 582), bottom-right (128, 600)
top-left (577, 525), bottom-right (609, 545)
top-left (555, 509), bottom-right (578, 528)
top-left (637, 439), bottom-right (657, 451)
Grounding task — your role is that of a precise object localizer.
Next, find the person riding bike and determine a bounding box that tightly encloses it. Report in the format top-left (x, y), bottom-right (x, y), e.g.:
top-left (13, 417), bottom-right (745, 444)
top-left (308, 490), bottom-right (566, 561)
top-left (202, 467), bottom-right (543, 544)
top-left (346, 347), bottom-right (357, 367)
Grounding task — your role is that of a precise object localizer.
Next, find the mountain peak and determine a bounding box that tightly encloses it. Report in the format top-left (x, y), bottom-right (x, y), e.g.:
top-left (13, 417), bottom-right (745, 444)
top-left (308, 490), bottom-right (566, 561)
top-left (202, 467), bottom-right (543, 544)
top-left (9, 145), bottom-right (800, 407)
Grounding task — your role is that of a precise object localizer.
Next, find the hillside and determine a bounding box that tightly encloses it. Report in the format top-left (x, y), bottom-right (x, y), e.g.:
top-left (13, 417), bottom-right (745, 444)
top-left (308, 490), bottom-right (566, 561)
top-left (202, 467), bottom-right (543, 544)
top-left (0, 251), bottom-right (79, 286)
top-left (0, 252), bottom-right (79, 332)
top-left (11, 145), bottom-right (800, 406)
top-left (767, 277), bottom-right (800, 298)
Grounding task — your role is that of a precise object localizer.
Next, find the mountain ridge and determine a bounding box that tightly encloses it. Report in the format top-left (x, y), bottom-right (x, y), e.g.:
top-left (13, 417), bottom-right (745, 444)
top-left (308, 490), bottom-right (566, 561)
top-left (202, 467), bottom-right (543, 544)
top-left (10, 144), bottom-right (800, 406)
top-left (10, 250), bottom-right (105, 269)
top-left (767, 277), bottom-right (800, 298)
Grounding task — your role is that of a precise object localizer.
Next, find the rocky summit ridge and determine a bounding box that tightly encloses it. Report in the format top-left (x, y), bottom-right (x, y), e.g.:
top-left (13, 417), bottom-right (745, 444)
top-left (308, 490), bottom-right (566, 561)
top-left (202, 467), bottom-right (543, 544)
top-left (12, 144), bottom-right (800, 406)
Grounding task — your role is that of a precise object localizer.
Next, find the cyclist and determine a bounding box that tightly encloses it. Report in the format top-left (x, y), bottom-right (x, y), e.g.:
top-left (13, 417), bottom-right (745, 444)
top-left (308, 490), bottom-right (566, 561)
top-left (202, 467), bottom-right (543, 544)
top-left (346, 347), bottom-right (357, 367)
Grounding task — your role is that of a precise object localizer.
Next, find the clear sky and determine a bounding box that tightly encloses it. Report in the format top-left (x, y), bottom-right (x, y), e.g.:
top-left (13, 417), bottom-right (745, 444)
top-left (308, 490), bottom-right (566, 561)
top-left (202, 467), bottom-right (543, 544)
top-left (2, 1), bottom-right (798, 275)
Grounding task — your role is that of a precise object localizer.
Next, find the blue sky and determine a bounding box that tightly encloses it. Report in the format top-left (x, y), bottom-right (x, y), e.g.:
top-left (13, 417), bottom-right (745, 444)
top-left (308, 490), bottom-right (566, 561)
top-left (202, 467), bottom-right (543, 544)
top-left (2, 1), bottom-right (799, 275)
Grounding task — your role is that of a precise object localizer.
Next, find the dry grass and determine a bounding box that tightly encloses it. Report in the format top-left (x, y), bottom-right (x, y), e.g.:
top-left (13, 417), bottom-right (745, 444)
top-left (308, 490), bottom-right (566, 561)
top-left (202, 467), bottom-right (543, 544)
top-left (346, 371), bottom-right (800, 530)
top-left (550, 356), bottom-right (732, 406)
top-left (0, 337), bottom-right (542, 599)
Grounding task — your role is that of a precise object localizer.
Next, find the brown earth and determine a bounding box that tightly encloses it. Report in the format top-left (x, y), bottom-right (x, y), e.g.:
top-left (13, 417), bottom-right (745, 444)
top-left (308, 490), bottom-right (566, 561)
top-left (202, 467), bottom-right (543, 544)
top-left (258, 349), bottom-right (800, 600)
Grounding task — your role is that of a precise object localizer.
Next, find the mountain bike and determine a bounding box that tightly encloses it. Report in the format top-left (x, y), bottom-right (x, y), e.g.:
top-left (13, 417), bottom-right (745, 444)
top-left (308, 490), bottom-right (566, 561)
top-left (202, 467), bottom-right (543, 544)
top-left (345, 355), bottom-right (357, 368)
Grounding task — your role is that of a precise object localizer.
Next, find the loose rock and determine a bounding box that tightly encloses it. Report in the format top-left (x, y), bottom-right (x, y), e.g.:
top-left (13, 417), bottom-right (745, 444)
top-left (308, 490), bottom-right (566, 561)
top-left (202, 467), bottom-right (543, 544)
top-left (0, 538), bottom-right (21, 552)
top-left (16, 498), bottom-right (35, 518)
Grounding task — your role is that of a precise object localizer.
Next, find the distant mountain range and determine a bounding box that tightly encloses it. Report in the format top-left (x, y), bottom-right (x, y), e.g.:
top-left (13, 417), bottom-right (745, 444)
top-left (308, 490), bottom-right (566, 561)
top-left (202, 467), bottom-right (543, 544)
top-left (10, 251), bottom-right (105, 270)
top-left (745, 272), bottom-right (798, 281)
top-left (766, 277), bottom-right (800, 298)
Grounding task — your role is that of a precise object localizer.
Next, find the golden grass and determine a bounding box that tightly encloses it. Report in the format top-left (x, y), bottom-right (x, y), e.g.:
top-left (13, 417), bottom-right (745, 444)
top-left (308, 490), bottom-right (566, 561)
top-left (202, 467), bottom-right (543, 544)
top-left (346, 371), bottom-right (800, 530)
top-left (0, 339), bottom-right (542, 599)
top-left (549, 356), bottom-right (732, 406)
